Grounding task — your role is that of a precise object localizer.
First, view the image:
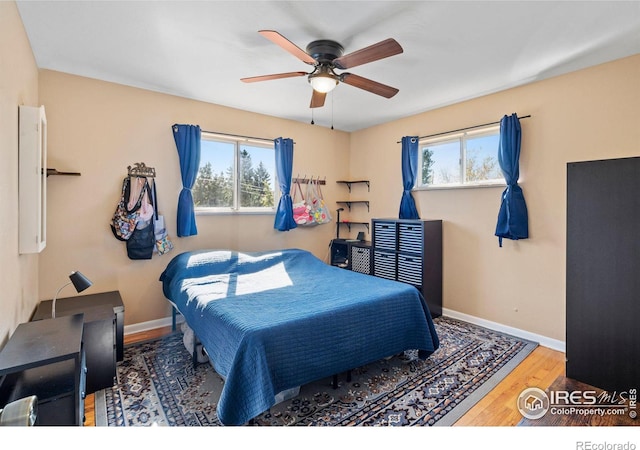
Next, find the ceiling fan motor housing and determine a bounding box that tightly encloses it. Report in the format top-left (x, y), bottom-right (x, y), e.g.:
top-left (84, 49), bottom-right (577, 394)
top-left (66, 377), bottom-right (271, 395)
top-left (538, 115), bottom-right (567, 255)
top-left (306, 40), bottom-right (344, 63)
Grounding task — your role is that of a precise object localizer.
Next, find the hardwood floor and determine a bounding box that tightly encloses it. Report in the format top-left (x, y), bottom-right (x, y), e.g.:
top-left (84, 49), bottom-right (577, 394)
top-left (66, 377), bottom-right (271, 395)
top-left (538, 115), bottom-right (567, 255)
top-left (84, 326), bottom-right (631, 427)
top-left (453, 345), bottom-right (565, 426)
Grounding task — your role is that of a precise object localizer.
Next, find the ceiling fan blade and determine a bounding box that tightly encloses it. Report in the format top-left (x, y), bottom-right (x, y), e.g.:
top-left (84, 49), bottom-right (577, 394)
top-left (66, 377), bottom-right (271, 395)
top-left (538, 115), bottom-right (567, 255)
top-left (333, 38), bottom-right (403, 70)
top-left (241, 71), bottom-right (308, 83)
top-left (310, 90), bottom-right (326, 108)
top-left (258, 30), bottom-right (317, 65)
top-left (341, 73), bottom-right (399, 98)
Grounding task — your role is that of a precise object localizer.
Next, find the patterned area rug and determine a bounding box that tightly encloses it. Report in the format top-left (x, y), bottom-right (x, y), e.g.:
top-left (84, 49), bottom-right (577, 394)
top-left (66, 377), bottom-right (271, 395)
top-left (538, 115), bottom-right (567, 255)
top-left (95, 316), bottom-right (536, 427)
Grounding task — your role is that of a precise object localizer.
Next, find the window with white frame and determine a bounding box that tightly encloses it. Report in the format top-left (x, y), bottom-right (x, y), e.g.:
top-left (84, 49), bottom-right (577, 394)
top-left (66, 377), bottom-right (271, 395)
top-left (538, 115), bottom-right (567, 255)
top-left (417, 125), bottom-right (504, 189)
top-left (193, 133), bottom-right (276, 212)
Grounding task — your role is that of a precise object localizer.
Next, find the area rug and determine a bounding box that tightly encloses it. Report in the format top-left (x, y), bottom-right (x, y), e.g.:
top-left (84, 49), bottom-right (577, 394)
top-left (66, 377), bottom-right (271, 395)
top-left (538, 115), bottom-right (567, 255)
top-left (95, 316), bottom-right (537, 427)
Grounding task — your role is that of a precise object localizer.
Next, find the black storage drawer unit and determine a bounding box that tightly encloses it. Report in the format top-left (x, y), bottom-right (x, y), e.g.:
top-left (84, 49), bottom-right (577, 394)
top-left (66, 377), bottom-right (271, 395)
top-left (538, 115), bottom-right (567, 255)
top-left (372, 219), bottom-right (442, 318)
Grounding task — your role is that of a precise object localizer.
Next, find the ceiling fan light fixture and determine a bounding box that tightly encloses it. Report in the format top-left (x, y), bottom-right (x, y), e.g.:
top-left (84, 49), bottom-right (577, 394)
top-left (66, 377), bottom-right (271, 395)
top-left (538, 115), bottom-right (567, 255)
top-left (309, 73), bottom-right (338, 93)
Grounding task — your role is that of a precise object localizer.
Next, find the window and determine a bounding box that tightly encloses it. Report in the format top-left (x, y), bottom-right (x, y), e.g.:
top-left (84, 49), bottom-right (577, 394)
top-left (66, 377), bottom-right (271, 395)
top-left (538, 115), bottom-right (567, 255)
top-left (193, 133), bottom-right (276, 212)
top-left (417, 125), bottom-right (504, 189)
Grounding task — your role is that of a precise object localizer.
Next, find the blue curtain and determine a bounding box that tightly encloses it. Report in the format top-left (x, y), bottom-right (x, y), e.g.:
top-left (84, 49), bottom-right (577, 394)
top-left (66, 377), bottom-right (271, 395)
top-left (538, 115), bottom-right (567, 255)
top-left (495, 114), bottom-right (528, 247)
top-left (273, 137), bottom-right (297, 231)
top-left (399, 136), bottom-right (420, 219)
top-left (172, 124), bottom-right (201, 237)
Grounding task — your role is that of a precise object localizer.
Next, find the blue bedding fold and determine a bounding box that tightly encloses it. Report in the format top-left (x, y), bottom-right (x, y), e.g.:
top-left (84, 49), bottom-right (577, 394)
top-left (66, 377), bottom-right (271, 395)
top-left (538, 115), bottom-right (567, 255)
top-left (160, 248), bottom-right (439, 425)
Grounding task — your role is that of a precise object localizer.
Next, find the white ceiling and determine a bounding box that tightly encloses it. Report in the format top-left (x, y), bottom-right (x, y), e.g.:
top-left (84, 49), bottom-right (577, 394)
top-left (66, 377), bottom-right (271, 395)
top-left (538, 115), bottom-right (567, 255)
top-left (16, 1), bottom-right (640, 132)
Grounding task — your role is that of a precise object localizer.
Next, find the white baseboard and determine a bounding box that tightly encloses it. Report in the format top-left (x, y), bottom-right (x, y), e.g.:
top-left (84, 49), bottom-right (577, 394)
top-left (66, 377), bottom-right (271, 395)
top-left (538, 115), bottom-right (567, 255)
top-left (124, 314), bottom-right (184, 336)
top-left (442, 308), bottom-right (566, 353)
top-left (124, 309), bottom-right (566, 353)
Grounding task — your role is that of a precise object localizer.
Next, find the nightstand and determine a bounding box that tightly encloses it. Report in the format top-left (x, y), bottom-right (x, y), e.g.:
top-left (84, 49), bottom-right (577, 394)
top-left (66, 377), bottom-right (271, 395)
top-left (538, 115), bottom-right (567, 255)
top-left (0, 314), bottom-right (86, 426)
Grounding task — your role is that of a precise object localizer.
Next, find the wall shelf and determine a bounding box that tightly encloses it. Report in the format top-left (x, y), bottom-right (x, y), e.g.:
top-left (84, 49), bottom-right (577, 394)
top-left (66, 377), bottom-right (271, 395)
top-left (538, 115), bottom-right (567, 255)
top-left (337, 221), bottom-right (369, 232)
top-left (336, 180), bottom-right (369, 192)
top-left (336, 180), bottom-right (371, 239)
top-left (46, 168), bottom-right (81, 177)
top-left (336, 200), bottom-right (370, 212)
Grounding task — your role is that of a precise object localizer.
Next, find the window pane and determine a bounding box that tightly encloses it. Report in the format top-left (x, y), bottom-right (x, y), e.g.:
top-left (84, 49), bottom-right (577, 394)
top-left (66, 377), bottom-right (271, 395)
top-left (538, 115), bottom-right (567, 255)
top-left (239, 144), bottom-right (275, 208)
top-left (194, 139), bottom-right (234, 208)
top-left (422, 140), bottom-right (461, 185)
top-left (466, 134), bottom-right (502, 182)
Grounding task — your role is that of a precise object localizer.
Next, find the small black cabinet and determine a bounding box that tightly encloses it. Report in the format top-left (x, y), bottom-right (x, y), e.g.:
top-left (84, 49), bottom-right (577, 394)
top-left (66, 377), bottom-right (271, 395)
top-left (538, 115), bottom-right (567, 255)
top-left (330, 239), bottom-right (372, 275)
top-left (0, 314), bottom-right (86, 426)
top-left (372, 219), bottom-right (443, 318)
top-left (330, 239), bottom-right (350, 268)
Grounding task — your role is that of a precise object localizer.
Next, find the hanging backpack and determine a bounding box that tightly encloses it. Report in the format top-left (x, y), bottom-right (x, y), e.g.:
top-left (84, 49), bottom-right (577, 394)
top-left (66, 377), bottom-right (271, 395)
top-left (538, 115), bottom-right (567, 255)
top-left (125, 178), bottom-right (155, 260)
top-left (110, 177), bottom-right (148, 241)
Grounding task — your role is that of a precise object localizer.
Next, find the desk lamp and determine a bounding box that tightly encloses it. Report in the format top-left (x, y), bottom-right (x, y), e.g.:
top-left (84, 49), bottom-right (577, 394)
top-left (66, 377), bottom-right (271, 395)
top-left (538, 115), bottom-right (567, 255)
top-left (52, 271), bottom-right (93, 318)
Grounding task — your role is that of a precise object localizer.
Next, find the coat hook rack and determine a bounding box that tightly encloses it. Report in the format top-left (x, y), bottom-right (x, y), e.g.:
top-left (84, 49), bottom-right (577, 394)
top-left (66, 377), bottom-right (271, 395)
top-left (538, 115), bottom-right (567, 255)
top-left (128, 162), bottom-right (156, 178)
top-left (292, 174), bottom-right (326, 185)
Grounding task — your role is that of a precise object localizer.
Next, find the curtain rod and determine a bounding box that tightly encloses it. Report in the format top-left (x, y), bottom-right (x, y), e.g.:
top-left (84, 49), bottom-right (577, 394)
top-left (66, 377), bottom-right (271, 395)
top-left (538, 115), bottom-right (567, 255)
top-left (397, 115), bottom-right (531, 143)
top-left (201, 129), bottom-right (276, 143)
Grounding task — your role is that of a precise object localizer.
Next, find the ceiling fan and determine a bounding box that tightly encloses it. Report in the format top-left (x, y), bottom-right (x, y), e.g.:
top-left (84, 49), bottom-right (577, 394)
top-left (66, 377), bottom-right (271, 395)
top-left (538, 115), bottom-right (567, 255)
top-left (241, 30), bottom-right (403, 108)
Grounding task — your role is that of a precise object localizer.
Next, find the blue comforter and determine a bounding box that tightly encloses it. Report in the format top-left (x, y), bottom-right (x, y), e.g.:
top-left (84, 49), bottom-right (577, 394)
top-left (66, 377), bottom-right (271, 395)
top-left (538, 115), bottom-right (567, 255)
top-left (160, 248), bottom-right (439, 425)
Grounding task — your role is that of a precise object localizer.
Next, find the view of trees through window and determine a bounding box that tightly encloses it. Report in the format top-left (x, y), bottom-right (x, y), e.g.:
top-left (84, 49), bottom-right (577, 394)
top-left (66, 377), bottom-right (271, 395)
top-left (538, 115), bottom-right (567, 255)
top-left (193, 139), bottom-right (275, 210)
top-left (419, 128), bottom-right (503, 187)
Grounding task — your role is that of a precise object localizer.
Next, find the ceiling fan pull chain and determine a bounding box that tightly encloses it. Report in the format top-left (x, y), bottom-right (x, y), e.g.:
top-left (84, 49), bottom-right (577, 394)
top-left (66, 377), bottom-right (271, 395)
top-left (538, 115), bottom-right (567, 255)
top-left (331, 91), bottom-right (334, 130)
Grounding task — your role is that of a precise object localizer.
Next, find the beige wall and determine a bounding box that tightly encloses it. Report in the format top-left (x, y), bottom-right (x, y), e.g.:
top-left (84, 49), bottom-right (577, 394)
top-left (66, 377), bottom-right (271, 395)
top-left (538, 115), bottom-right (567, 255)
top-left (37, 70), bottom-right (350, 326)
top-left (4, 2), bottom-right (639, 345)
top-left (0, 1), bottom-right (40, 346)
top-left (351, 54), bottom-right (640, 342)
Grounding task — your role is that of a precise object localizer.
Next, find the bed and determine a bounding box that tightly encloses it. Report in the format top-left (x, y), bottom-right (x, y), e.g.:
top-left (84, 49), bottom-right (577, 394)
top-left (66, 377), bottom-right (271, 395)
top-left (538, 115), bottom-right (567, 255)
top-left (159, 248), bottom-right (440, 425)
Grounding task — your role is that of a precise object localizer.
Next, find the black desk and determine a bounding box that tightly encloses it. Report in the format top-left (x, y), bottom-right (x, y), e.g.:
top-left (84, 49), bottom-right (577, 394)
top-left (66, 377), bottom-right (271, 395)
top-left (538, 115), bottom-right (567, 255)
top-left (34, 290), bottom-right (124, 361)
top-left (33, 294), bottom-right (122, 394)
top-left (0, 315), bottom-right (86, 425)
